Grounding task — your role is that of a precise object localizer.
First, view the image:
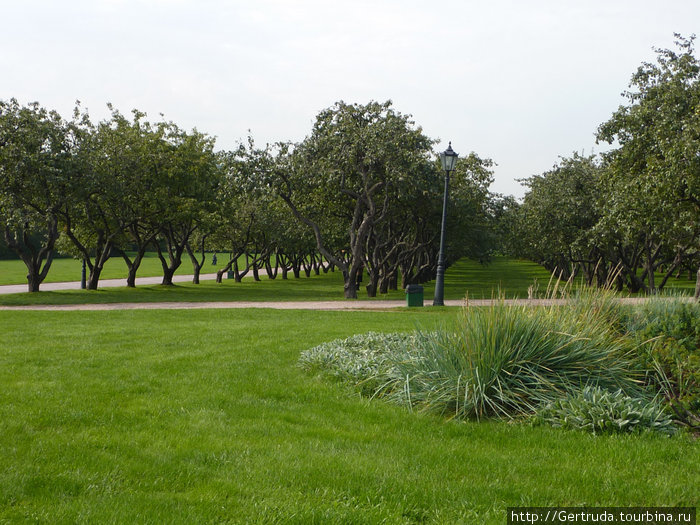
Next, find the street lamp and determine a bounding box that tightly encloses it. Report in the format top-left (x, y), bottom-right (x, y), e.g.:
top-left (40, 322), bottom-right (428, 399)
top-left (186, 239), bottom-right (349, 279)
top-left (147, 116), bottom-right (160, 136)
top-left (433, 142), bottom-right (458, 306)
top-left (81, 258), bottom-right (86, 290)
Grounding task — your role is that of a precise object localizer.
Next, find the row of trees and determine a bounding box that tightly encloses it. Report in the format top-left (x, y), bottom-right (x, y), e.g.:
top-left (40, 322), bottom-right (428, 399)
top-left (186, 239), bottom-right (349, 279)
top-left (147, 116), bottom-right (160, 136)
top-left (1, 99), bottom-right (497, 296)
top-left (509, 35), bottom-right (700, 298)
top-left (5, 36), bottom-right (696, 298)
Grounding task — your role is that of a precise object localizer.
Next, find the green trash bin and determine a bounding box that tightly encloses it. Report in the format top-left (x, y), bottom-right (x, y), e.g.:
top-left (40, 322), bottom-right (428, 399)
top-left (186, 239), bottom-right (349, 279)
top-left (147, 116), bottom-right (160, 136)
top-left (405, 284), bottom-right (424, 307)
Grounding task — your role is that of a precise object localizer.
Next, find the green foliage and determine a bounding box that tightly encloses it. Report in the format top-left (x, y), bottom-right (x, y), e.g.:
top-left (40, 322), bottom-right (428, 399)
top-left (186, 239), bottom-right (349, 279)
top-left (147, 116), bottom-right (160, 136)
top-left (624, 297), bottom-right (700, 428)
top-left (0, 96), bottom-right (501, 296)
top-left (626, 297), bottom-right (700, 352)
top-left (514, 35), bottom-right (700, 295)
top-left (270, 100), bottom-right (497, 297)
top-left (516, 154), bottom-right (604, 281)
top-left (596, 34), bottom-right (700, 295)
top-left (0, 98), bottom-right (78, 290)
top-left (299, 332), bottom-right (419, 396)
top-left (533, 386), bottom-right (676, 436)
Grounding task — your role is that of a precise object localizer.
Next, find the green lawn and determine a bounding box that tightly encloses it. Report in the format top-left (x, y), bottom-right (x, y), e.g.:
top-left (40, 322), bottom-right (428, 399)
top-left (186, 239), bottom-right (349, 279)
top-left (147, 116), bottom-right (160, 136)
top-left (0, 308), bottom-right (697, 523)
top-left (0, 253), bottom-right (183, 285)
top-left (0, 253), bottom-right (301, 285)
top-left (0, 257), bottom-right (572, 306)
top-left (1, 256), bottom-right (695, 306)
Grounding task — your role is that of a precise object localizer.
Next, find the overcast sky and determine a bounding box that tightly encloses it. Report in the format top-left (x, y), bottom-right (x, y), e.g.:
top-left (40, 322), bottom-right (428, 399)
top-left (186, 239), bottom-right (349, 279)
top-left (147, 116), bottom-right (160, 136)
top-left (3, 0), bottom-right (698, 197)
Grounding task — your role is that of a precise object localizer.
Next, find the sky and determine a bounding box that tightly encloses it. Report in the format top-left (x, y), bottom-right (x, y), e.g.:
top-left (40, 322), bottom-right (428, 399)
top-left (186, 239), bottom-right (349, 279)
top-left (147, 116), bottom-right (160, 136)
top-left (2, 0), bottom-right (699, 197)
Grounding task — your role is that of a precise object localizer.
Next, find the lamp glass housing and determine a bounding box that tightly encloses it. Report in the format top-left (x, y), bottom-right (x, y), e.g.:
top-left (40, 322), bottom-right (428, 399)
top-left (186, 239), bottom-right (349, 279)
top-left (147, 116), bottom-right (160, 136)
top-left (440, 143), bottom-right (458, 171)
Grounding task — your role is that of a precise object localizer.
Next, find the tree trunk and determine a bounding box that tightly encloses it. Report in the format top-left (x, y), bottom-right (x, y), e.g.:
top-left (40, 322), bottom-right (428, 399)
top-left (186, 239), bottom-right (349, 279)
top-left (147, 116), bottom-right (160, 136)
top-left (26, 270), bottom-right (41, 293)
top-left (155, 223), bottom-right (195, 286)
top-left (277, 253), bottom-right (289, 279)
top-left (234, 258), bottom-right (249, 282)
top-left (378, 273), bottom-right (391, 294)
top-left (389, 272), bottom-right (398, 291)
top-left (265, 256), bottom-right (278, 280)
top-left (344, 273), bottom-right (358, 299)
top-left (216, 254), bottom-right (236, 283)
top-left (343, 261), bottom-right (363, 299)
top-left (22, 252), bottom-right (54, 293)
top-left (85, 241), bottom-right (113, 290)
top-left (695, 266), bottom-right (700, 301)
top-left (185, 240), bottom-right (206, 285)
top-left (161, 266), bottom-right (176, 286)
top-left (155, 242), bottom-right (181, 286)
top-left (126, 265), bottom-right (138, 288)
top-left (312, 253), bottom-right (321, 275)
top-left (646, 263), bottom-right (656, 294)
top-left (87, 265), bottom-right (103, 290)
top-left (123, 249), bottom-right (148, 288)
top-left (366, 271), bottom-right (379, 298)
top-left (5, 221), bottom-right (57, 293)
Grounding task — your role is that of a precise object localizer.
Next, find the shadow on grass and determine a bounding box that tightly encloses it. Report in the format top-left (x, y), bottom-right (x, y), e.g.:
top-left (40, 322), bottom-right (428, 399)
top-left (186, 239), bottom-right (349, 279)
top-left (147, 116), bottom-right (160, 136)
top-left (1, 257), bottom-right (695, 306)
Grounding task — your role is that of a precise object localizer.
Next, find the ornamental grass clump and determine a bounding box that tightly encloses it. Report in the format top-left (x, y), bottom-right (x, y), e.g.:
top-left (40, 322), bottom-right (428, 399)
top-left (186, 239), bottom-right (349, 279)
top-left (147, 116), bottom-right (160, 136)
top-left (533, 386), bottom-right (677, 436)
top-left (383, 291), bottom-right (640, 420)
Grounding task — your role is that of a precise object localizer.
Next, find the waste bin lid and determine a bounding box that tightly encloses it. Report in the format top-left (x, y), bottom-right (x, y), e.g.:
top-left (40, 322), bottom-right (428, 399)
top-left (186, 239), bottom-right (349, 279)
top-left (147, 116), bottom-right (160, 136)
top-left (405, 284), bottom-right (424, 293)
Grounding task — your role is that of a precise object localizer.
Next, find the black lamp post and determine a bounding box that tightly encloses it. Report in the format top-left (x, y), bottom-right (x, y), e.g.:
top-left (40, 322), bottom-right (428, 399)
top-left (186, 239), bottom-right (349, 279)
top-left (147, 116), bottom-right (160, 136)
top-left (433, 142), bottom-right (458, 306)
top-left (81, 258), bottom-right (86, 290)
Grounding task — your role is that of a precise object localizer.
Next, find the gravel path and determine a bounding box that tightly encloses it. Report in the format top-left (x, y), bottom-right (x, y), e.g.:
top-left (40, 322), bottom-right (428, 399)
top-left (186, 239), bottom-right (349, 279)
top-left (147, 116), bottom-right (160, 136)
top-left (0, 273), bottom-right (220, 295)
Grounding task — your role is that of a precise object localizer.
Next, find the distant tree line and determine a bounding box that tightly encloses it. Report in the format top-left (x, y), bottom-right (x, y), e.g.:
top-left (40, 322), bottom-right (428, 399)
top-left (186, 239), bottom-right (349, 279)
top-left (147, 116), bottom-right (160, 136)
top-left (502, 35), bottom-right (700, 299)
top-left (0, 99), bottom-right (497, 296)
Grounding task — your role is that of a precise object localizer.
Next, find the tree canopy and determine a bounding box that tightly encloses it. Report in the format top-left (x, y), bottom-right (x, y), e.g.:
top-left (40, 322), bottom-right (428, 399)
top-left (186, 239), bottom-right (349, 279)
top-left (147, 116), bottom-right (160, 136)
top-left (513, 35), bottom-right (700, 297)
top-left (0, 98), bottom-right (499, 295)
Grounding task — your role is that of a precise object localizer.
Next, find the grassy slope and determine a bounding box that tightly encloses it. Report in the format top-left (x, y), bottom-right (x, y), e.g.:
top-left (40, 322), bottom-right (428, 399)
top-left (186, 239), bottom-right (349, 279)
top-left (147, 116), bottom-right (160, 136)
top-left (0, 309), bottom-right (697, 523)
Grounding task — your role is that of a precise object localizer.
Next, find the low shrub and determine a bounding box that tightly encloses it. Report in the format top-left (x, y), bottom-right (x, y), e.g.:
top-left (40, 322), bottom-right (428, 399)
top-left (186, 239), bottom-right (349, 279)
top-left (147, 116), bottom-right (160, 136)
top-left (299, 332), bottom-right (419, 396)
top-left (625, 296), bottom-right (700, 353)
top-left (623, 297), bottom-right (700, 430)
top-left (533, 386), bottom-right (677, 436)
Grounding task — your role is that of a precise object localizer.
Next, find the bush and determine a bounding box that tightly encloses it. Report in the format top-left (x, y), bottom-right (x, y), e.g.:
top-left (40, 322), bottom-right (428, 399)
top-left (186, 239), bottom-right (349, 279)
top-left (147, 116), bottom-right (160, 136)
top-left (623, 297), bottom-right (700, 429)
top-left (533, 386), bottom-right (677, 436)
top-left (625, 296), bottom-right (700, 352)
top-left (382, 293), bottom-right (640, 420)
